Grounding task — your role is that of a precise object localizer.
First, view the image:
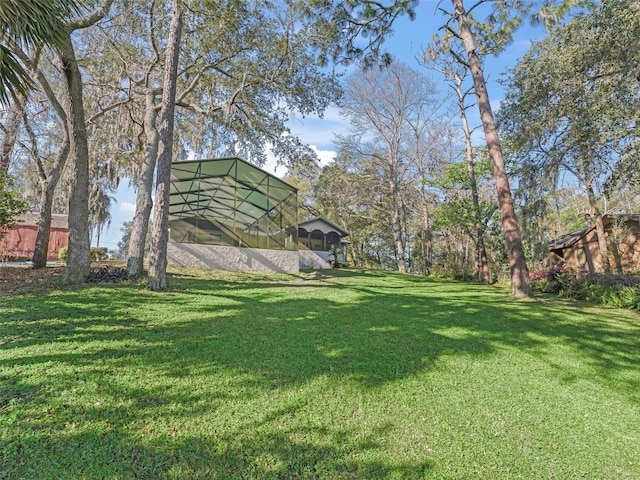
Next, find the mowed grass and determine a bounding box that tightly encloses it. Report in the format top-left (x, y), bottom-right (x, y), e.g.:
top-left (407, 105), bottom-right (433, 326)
top-left (1, 268), bottom-right (639, 479)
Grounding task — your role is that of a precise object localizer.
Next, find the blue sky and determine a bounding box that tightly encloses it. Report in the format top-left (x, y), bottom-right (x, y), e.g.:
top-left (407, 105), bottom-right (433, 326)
top-left (99, 2), bottom-right (548, 250)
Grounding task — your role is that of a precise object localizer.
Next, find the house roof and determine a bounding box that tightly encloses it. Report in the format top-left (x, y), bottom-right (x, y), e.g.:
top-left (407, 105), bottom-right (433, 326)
top-left (299, 216), bottom-right (350, 237)
top-left (16, 213), bottom-right (69, 230)
top-left (548, 214), bottom-right (640, 251)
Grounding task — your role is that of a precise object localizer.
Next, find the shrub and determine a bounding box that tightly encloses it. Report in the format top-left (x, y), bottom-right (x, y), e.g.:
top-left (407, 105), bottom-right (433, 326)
top-left (59, 247), bottom-right (110, 264)
top-left (532, 266), bottom-right (640, 311)
top-left (600, 286), bottom-right (640, 310)
top-left (530, 265), bottom-right (573, 294)
top-left (0, 175), bottom-right (29, 240)
top-left (328, 247), bottom-right (342, 268)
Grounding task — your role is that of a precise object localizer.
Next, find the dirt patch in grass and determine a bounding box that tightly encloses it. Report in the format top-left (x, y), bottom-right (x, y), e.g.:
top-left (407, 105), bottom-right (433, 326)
top-left (0, 265), bottom-right (66, 298)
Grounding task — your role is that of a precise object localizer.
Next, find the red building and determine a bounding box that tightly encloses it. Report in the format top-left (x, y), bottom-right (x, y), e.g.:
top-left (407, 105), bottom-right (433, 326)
top-left (0, 213), bottom-right (69, 262)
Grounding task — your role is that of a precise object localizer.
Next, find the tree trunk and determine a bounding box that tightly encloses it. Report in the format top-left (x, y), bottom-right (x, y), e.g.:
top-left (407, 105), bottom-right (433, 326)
top-left (420, 201), bottom-right (432, 275)
top-left (0, 99), bottom-right (25, 173)
top-left (453, 0), bottom-right (532, 296)
top-left (32, 141), bottom-right (69, 268)
top-left (389, 164), bottom-right (407, 273)
top-left (32, 186), bottom-right (55, 268)
top-left (127, 90), bottom-right (160, 278)
top-left (148, 0), bottom-right (183, 291)
top-left (60, 32), bottom-right (91, 285)
top-left (461, 105), bottom-right (490, 285)
top-left (585, 180), bottom-right (611, 274)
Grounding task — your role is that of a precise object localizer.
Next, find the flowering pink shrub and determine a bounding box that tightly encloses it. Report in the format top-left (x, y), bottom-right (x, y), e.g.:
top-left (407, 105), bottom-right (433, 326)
top-left (530, 265), bottom-right (574, 294)
top-left (530, 266), bottom-right (565, 281)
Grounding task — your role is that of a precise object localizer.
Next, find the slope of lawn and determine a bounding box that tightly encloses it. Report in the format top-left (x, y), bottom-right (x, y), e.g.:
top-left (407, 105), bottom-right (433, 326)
top-left (1, 268), bottom-right (639, 479)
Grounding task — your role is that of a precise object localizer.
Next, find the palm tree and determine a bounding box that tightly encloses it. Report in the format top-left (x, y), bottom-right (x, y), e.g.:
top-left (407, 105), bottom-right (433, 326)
top-left (0, 0), bottom-right (80, 104)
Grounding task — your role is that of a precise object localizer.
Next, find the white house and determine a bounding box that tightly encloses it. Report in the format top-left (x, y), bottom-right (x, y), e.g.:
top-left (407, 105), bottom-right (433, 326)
top-left (298, 216), bottom-right (350, 269)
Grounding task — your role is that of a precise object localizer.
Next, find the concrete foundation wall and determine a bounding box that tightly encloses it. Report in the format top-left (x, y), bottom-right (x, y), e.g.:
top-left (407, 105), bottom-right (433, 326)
top-left (299, 249), bottom-right (331, 269)
top-left (168, 242), bottom-right (299, 273)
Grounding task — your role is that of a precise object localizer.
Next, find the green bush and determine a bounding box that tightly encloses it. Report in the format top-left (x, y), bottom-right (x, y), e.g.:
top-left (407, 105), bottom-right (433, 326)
top-left (601, 286), bottom-right (640, 310)
top-left (58, 247), bottom-right (68, 263)
top-left (0, 175), bottom-right (29, 240)
top-left (530, 267), bottom-right (640, 311)
top-left (530, 265), bottom-right (574, 294)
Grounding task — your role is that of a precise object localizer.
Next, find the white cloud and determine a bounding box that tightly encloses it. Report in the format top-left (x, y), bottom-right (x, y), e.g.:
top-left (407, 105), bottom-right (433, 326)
top-left (262, 150), bottom-right (289, 178)
top-left (310, 145), bottom-right (336, 168)
top-left (287, 106), bottom-right (348, 148)
top-left (262, 144), bottom-right (336, 179)
top-left (120, 201), bottom-right (136, 214)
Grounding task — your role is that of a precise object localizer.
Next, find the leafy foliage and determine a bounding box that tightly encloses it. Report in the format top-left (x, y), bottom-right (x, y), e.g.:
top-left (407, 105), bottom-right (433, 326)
top-left (328, 0), bottom-right (418, 66)
top-left (531, 266), bottom-right (640, 310)
top-left (0, 175), bottom-right (28, 239)
top-left (0, 0), bottom-right (82, 103)
top-left (500, 0), bottom-right (640, 198)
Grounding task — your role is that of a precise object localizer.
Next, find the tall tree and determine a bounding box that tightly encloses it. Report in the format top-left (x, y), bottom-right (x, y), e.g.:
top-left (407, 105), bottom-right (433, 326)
top-left (147, 0), bottom-right (183, 291)
top-left (443, 0), bottom-right (532, 296)
top-left (434, 155), bottom-right (499, 279)
top-left (422, 44), bottom-right (491, 283)
top-left (335, 0), bottom-right (543, 294)
top-left (81, 0), bottom-right (341, 278)
top-left (499, 0), bottom-right (640, 273)
top-left (314, 152), bottom-right (384, 268)
top-left (338, 60), bottom-right (446, 272)
top-left (7, 45), bottom-right (73, 268)
top-left (58, 29), bottom-right (91, 283)
top-left (20, 101), bottom-right (70, 268)
top-left (60, 1), bottom-right (113, 284)
top-left (89, 181), bottom-right (114, 247)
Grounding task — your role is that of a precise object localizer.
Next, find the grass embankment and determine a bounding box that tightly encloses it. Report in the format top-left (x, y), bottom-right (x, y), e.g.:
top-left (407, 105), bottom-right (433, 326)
top-left (1, 268), bottom-right (639, 479)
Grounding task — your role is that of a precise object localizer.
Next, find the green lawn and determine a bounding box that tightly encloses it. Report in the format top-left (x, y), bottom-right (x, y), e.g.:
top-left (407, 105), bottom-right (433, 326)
top-left (1, 268), bottom-right (639, 479)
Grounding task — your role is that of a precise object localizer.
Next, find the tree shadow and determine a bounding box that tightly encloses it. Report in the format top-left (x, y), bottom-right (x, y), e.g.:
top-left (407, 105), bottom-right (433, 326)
top-left (1, 269), bottom-right (639, 478)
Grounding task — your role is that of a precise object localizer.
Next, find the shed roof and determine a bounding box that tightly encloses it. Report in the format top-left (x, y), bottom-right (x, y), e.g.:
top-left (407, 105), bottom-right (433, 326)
top-left (548, 214), bottom-right (640, 251)
top-left (169, 157), bottom-right (297, 229)
top-left (548, 227), bottom-right (591, 250)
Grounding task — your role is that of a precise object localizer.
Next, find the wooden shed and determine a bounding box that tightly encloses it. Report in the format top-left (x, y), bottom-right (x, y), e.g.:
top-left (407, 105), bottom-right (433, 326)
top-left (548, 214), bottom-right (640, 274)
top-left (0, 213), bottom-right (69, 262)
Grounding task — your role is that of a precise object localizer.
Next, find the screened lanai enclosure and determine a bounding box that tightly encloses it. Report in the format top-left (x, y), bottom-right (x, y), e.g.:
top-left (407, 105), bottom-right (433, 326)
top-left (167, 158), bottom-right (299, 273)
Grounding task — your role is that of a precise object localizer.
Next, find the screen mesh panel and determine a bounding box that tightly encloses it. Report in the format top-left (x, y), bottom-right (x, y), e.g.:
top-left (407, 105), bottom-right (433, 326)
top-left (169, 158), bottom-right (298, 251)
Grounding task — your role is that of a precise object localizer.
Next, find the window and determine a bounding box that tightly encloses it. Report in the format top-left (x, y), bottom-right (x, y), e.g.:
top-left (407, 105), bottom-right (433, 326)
top-left (309, 230), bottom-right (324, 251)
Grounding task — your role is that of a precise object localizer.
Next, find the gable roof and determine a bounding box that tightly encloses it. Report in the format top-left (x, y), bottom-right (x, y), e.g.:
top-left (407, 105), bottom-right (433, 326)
top-left (299, 216), bottom-right (349, 237)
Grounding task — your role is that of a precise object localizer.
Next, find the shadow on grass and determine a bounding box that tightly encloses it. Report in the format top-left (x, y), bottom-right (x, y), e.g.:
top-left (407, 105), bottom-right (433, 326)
top-left (1, 269), bottom-right (639, 478)
top-left (4, 417), bottom-right (432, 479)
